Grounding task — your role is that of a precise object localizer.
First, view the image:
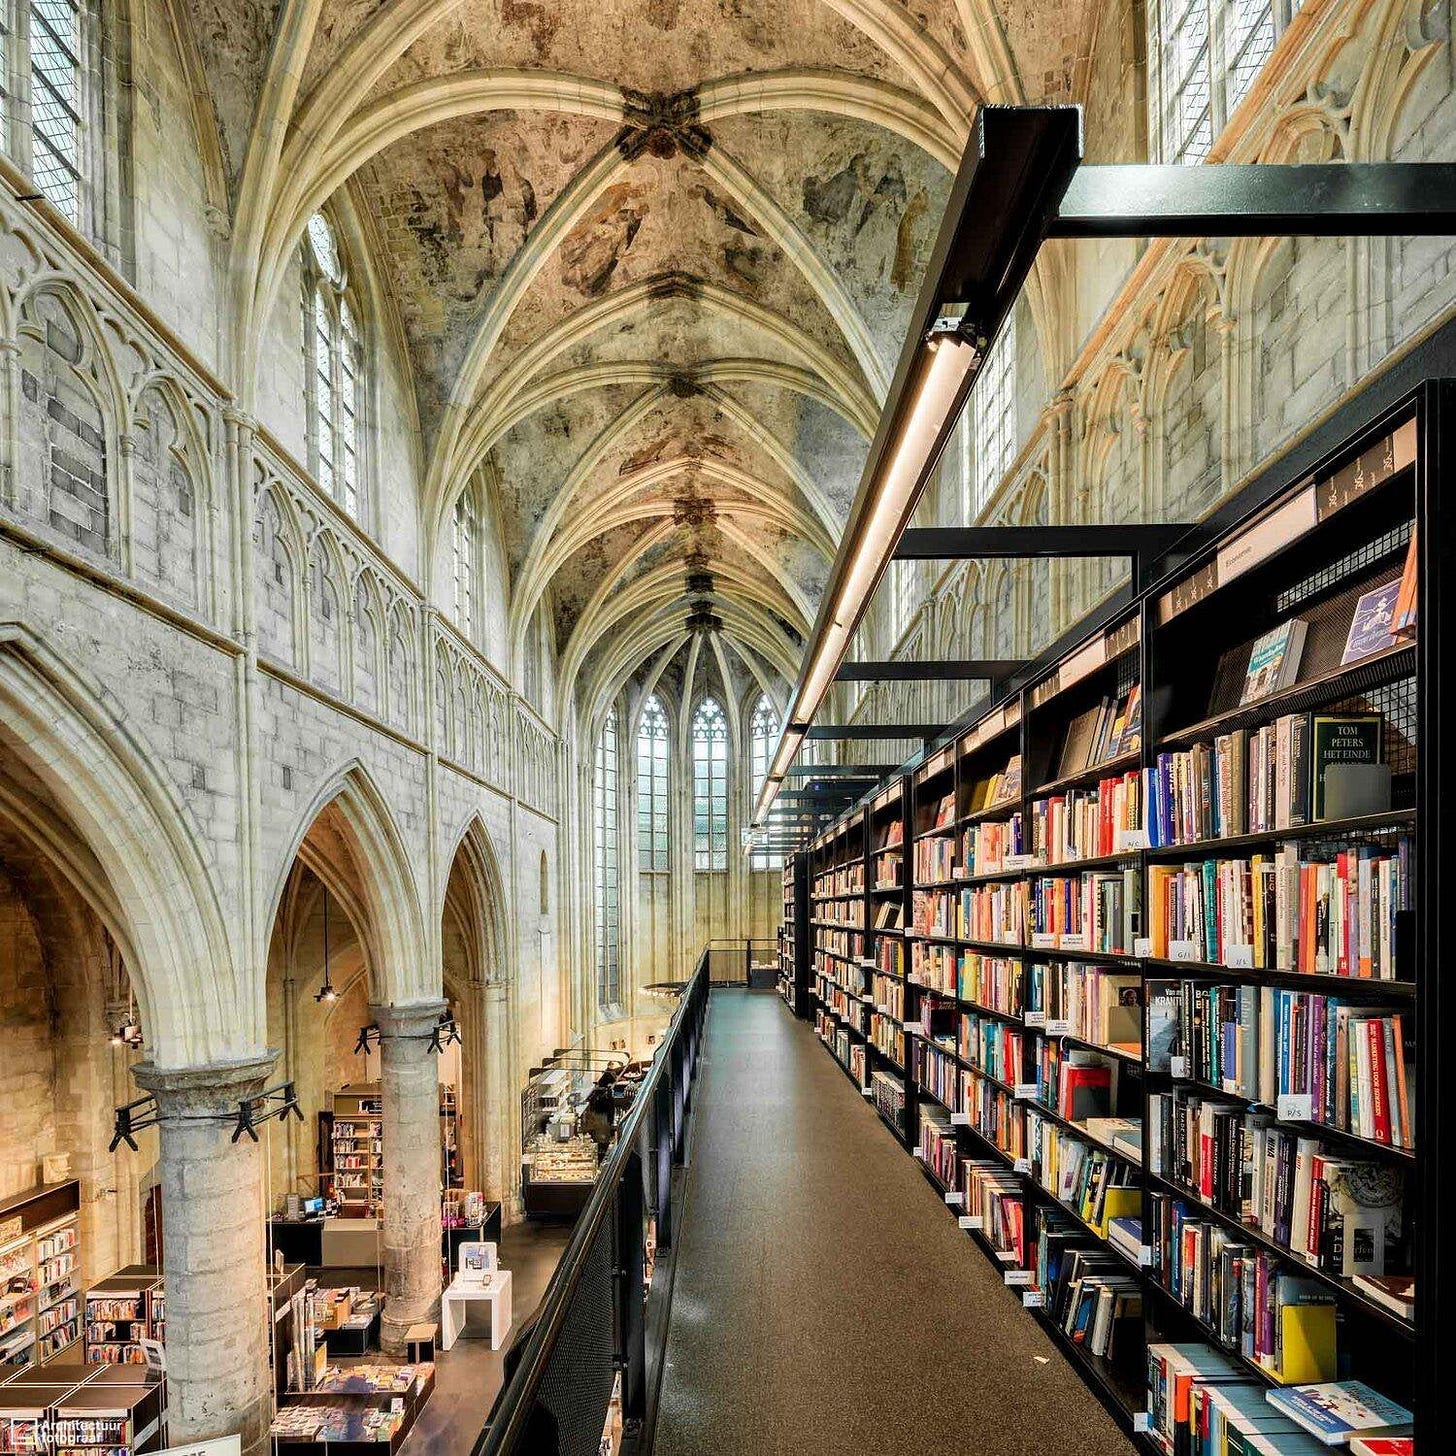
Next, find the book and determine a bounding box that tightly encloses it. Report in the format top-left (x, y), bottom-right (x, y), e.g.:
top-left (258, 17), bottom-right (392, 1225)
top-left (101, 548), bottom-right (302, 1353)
top-left (1310, 715), bottom-right (1383, 821)
top-left (1242, 620), bottom-right (1308, 703)
top-left (1341, 581), bottom-right (1401, 665)
top-left (1265, 1382), bottom-right (1412, 1447)
top-left (1349, 1274), bottom-right (1414, 1320)
top-left (1389, 530), bottom-right (1417, 642)
top-left (1348, 1441), bottom-right (1413, 1456)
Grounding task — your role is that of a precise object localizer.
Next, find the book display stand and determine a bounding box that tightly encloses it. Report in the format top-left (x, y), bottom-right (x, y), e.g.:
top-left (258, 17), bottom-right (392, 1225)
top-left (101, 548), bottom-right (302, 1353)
top-left (792, 383), bottom-right (1449, 1452)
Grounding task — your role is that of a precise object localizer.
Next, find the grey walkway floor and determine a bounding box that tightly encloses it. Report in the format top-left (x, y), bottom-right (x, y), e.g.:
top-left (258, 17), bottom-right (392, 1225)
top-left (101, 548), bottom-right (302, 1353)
top-left (653, 990), bottom-right (1137, 1456)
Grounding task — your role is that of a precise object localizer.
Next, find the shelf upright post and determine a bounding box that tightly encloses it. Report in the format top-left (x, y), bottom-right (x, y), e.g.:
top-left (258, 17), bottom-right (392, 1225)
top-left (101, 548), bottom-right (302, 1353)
top-left (900, 773), bottom-right (916, 1153)
top-left (1135, 590), bottom-right (1158, 1368)
top-left (1414, 380), bottom-right (1452, 1450)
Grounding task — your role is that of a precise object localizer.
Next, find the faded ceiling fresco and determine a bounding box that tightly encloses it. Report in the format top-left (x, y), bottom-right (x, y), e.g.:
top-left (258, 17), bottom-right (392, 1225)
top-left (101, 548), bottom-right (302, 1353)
top-left (210, 0), bottom-right (1100, 719)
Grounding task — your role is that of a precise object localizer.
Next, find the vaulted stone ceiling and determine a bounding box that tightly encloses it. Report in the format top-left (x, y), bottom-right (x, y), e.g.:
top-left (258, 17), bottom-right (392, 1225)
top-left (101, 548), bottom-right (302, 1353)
top-left (205, 0), bottom-right (1099, 722)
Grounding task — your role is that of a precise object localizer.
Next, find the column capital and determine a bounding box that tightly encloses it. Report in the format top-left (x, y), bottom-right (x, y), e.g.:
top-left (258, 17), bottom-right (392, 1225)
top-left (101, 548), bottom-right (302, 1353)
top-left (369, 999), bottom-right (448, 1041)
top-left (132, 1051), bottom-right (279, 1111)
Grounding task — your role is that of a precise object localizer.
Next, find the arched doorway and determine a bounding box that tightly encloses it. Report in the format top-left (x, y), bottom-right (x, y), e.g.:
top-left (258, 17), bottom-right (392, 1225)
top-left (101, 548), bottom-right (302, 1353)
top-left (440, 819), bottom-right (510, 1208)
top-left (259, 766), bottom-right (438, 1353)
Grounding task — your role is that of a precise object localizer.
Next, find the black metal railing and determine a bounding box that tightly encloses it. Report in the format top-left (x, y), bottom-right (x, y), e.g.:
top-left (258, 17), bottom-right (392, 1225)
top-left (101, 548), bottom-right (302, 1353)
top-left (474, 953), bottom-right (711, 1456)
top-left (703, 937), bottom-right (776, 985)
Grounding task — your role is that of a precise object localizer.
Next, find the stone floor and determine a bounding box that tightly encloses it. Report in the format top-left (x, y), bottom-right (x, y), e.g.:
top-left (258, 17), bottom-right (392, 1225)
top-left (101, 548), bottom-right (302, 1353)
top-left (308, 1220), bottom-right (571, 1456)
top-left (652, 989), bottom-right (1138, 1456)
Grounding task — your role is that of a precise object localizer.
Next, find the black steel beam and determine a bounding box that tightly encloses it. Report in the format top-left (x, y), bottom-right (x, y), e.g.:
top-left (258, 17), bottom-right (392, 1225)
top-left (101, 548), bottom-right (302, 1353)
top-left (783, 763), bottom-right (898, 777)
top-left (803, 724), bottom-right (943, 740)
top-left (1053, 162), bottom-right (1456, 239)
top-left (894, 525), bottom-right (1190, 560)
top-left (834, 659), bottom-right (1022, 682)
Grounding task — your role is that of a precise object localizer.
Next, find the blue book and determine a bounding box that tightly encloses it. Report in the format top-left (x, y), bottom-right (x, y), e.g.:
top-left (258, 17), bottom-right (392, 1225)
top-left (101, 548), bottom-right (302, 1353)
top-left (1265, 1381), bottom-right (1412, 1446)
top-left (1341, 582), bottom-right (1401, 665)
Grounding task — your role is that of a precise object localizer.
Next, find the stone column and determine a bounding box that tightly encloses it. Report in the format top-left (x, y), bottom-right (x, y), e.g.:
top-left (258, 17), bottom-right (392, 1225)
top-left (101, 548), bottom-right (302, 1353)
top-left (131, 1054), bottom-right (277, 1456)
top-left (371, 1000), bottom-right (446, 1353)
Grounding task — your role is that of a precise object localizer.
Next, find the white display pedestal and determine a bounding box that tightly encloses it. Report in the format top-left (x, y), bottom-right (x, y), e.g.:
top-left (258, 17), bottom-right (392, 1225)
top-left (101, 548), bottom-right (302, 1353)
top-left (439, 1268), bottom-right (513, 1351)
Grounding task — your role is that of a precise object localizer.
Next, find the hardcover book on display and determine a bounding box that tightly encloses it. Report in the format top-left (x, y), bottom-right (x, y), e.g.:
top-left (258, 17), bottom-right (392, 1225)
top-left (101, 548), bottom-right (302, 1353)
top-left (1309, 715), bottom-right (1383, 821)
top-left (1341, 581), bottom-right (1402, 666)
top-left (1241, 620), bottom-right (1308, 703)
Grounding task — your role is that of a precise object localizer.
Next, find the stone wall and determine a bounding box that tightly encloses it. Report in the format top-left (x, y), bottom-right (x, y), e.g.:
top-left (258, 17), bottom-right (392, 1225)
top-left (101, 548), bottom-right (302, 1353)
top-left (0, 151), bottom-right (569, 1227)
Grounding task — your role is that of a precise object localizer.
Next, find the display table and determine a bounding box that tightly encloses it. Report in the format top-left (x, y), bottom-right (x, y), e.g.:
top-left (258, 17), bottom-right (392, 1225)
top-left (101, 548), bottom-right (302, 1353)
top-left (320, 1217), bottom-right (381, 1267)
top-left (317, 1289), bottom-right (384, 1357)
top-left (439, 1270), bottom-right (512, 1351)
top-left (271, 1364), bottom-right (433, 1455)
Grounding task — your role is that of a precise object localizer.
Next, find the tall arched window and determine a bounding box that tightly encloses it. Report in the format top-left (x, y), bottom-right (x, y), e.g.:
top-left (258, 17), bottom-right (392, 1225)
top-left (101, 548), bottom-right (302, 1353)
top-left (749, 695), bottom-right (782, 870)
top-left (892, 561), bottom-right (918, 643)
top-left (637, 695), bottom-right (669, 872)
top-left (593, 707), bottom-right (621, 1010)
top-left (1153, 1), bottom-right (1293, 165)
top-left (304, 212), bottom-right (365, 519)
top-left (692, 698), bottom-right (728, 872)
top-left (452, 487), bottom-right (478, 636)
top-left (970, 312), bottom-right (1016, 517)
top-left (2, 1), bottom-right (85, 222)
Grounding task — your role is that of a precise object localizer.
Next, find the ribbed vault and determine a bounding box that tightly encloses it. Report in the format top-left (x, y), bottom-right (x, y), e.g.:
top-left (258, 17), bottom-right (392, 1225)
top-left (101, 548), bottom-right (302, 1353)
top-left (193, 0), bottom-right (1098, 722)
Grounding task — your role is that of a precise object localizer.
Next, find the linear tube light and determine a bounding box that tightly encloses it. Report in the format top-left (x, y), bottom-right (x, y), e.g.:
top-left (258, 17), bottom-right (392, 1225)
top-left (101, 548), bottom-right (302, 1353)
top-left (753, 325), bottom-right (980, 827)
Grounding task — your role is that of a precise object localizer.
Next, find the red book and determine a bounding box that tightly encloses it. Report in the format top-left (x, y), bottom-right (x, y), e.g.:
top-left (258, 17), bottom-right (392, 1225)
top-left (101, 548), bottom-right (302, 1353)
top-left (1366, 1019), bottom-right (1390, 1145)
top-left (1307, 1155), bottom-right (1326, 1257)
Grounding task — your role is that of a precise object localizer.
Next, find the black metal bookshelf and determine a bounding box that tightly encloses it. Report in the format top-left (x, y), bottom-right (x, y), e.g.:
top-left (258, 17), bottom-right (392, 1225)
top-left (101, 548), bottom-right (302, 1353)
top-left (782, 381), bottom-right (1450, 1451)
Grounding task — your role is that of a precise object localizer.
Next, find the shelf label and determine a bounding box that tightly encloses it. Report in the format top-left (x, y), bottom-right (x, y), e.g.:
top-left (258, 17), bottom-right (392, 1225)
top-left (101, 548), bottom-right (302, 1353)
top-left (1013, 1157), bottom-right (1032, 1174)
top-left (1024, 1011), bottom-right (1046, 1027)
top-left (1005, 853), bottom-right (1039, 870)
top-left (1170, 1056), bottom-right (1189, 1079)
top-left (1133, 1413), bottom-right (1152, 1435)
top-left (1218, 486), bottom-right (1317, 586)
top-left (912, 1149), bottom-right (925, 1160)
top-left (1014, 1083), bottom-right (1040, 1101)
top-left (1133, 937), bottom-right (1153, 958)
top-left (945, 1191), bottom-right (964, 1207)
top-left (1044, 1019), bottom-right (1072, 1036)
top-left (1138, 1245), bottom-right (1153, 1267)
top-left (1060, 934), bottom-right (1089, 952)
top-left (1022, 1290), bottom-right (1046, 1309)
top-left (1277, 1093), bottom-right (1314, 1122)
top-left (1225, 944), bottom-right (1254, 969)
top-left (1169, 940), bottom-right (1200, 962)
top-left (1031, 933), bottom-right (1057, 949)
top-left (959, 1214), bottom-right (982, 1231)
top-left (995, 1249), bottom-right (1017, 1263)
top-left (862, 1088), bottom-right (873, 1098)
top-left (1004, 1268), bottom-right (1034, 1286)
top-left (1116, 828), bottom-right (1151, 852)
top-left (950, 1111), bottom-right (970, 1126)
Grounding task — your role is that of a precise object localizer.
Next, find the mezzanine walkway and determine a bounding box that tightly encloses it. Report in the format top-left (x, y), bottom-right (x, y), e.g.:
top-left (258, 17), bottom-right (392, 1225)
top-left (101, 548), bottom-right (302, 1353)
top-left (652, 990), bottom-right (1136, 1456)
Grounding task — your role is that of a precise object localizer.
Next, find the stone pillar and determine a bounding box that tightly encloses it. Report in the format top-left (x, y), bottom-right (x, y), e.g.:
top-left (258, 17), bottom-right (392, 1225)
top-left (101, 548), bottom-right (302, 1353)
top-left (131, 1055), bottom-right (277, 1456)
top-left (371, 1001), bottom-right (446, 1353)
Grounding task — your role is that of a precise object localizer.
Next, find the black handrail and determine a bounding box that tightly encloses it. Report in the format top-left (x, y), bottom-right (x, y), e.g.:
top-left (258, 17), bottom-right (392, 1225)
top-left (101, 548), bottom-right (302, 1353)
top-left (473, 951), bottom-right (710, 1454)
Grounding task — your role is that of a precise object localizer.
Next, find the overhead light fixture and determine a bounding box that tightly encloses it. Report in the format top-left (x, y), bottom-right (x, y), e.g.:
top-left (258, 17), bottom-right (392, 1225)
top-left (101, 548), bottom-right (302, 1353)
top-left (752, 108), bottom-right (1086, 833)
top-left (315, 887), bottom-right (338, 1004)
top-left (755, 318), bottom-right (980, 823)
